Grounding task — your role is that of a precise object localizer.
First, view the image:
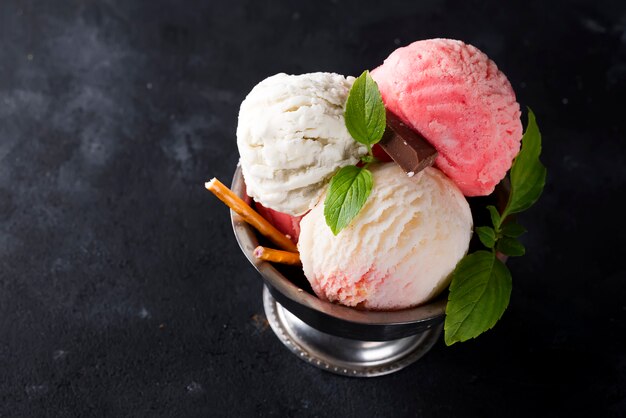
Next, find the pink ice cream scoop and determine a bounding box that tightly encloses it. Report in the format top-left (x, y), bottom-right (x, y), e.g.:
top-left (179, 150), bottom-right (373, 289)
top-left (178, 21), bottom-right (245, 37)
top-left (255, 203), bottom-right (303, 244)
top-left (371, 39), bottom-right (522, 196)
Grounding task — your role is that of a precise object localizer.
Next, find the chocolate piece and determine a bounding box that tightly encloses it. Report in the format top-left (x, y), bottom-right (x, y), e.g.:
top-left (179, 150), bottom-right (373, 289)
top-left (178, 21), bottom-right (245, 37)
top-left (379, 109), bottom-right (438, 176)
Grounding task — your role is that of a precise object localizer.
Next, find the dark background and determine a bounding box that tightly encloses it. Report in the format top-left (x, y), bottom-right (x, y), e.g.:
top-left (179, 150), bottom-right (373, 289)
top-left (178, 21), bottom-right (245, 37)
top-left (1, 0), bottom-right (625, 416)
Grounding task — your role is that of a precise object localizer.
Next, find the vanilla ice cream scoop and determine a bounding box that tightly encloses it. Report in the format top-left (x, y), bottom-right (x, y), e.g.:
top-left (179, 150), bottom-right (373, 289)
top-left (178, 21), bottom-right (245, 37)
top-left (237, 73), bottom-right (367, 216)
top-left (298, 163), bottom-right (473, 310)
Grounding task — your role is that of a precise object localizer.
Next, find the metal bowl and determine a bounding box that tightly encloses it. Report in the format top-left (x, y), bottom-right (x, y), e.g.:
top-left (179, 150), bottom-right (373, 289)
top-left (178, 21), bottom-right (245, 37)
top-left (229, 166), bottom-right (451, 376)
top-left (229, 166), bottom-right (509, 376)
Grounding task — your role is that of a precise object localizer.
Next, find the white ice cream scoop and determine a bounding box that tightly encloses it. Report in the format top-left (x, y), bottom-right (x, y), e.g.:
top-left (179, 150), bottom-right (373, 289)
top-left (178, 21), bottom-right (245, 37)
top-left (298, 163), bottom-right (473, 310)
top-left (236, 72), bottom-right (367, 216)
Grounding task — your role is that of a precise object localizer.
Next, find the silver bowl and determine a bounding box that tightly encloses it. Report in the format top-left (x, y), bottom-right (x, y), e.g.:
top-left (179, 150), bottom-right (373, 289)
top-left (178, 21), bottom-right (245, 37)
top-left (230, 166), bottom-right (449, 377)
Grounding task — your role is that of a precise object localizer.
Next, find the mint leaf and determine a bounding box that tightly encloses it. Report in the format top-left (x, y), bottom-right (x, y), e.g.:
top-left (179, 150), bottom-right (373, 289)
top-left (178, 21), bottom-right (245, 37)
top-left (501, 222), bottom-right (527, 238)
top-left (344, 70), bottom-right (386, 146)
top-left (324, 166), bottom-right (373, 235)
top-left (497, 237), bottom-right (525, 257)
top-left (444, 251), bottom-right (512, 345)
top-left (503, 108), bottom-right (546, 219)
top-left (475, 226), bottom-right (496, 248)
top-left (486, 205), bottom-right (501, 230)
top-left (322, 70), bottom-right (385, 234)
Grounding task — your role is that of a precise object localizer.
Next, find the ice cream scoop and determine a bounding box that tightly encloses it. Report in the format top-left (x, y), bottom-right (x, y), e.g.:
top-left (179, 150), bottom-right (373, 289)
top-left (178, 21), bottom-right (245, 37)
top-left (237, 72), bottom-right (367, 216)
top-left (255, 203), bottom-right (302, 244)
top-left (371, 39), bottom-right (522, 196)
top-left (298, 163), bottom-right (473, 310)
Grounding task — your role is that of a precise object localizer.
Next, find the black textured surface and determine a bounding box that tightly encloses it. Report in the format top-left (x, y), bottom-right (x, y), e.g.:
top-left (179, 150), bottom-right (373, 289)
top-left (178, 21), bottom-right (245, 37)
top-left (1, 0), bottom-right (625, 416)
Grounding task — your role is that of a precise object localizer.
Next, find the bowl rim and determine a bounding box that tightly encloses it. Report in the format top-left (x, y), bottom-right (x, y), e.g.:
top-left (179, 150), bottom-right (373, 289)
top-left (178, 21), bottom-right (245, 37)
top-left (229, 165), bottom-right (447, 327)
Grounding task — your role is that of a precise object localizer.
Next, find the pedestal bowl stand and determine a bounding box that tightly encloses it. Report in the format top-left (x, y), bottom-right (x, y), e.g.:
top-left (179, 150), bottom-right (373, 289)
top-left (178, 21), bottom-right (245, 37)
top-left (229, 167), bottom-right (447, 377)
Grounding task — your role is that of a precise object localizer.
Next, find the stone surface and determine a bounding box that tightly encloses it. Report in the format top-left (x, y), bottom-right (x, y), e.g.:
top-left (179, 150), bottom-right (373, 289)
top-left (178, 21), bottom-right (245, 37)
top-left (0, 0), bottom-right (625, 416)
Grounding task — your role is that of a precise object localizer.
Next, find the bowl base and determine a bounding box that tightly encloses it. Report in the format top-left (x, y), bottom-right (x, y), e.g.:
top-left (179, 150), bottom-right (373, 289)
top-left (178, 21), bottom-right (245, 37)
top-left (263, 286), bottom-right (442, 377)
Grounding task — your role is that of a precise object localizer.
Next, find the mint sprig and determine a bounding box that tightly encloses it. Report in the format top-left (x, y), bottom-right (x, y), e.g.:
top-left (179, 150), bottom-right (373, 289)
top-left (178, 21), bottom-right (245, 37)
top-left (324, 70), bottom-right (386, 235)
top-left (444, 108), bottom-right (546, 345)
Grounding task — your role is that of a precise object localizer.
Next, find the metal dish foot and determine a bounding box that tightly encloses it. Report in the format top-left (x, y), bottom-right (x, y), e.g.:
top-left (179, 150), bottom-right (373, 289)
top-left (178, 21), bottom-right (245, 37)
top-left (263, 286), bottom-right (443, 377)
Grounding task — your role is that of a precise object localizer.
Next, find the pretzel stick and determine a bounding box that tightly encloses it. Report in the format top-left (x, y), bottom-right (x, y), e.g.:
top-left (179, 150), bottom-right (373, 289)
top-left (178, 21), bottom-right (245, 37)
top-left (205, 178), bottom-right (298, 252)
top-left (253, 246), bottom-right (301, 266)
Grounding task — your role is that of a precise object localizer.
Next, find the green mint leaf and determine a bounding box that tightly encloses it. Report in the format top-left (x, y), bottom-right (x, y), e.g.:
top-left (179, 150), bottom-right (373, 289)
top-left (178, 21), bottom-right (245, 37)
top-left (444, 251), bottom-right (512, 345)
top-left (503, 108), bottom-right (547, 219)
top-left (486, 205), bottom-right (501, 230)
top-left (324, 166), bottom-right (373, 235)
top-left (501, 222), bottom-right (527, 238)
top-left (497, 237), bottom-right (526, 257)
top-left (475, 226), bottom-right (496, 248)
top-left (344, 70), bottom-right (386, 146)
